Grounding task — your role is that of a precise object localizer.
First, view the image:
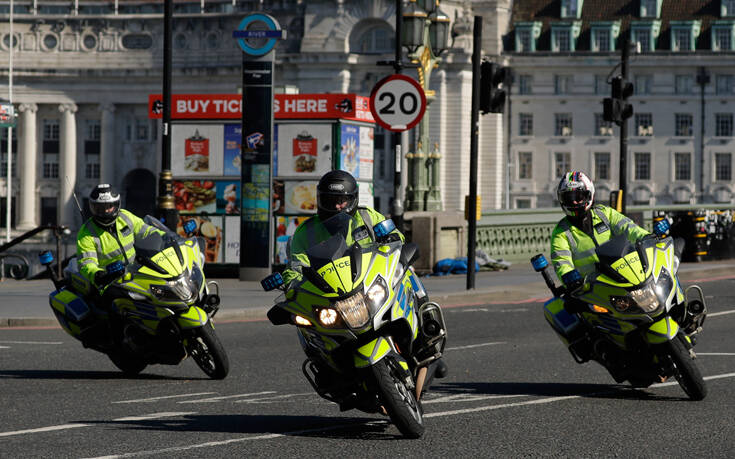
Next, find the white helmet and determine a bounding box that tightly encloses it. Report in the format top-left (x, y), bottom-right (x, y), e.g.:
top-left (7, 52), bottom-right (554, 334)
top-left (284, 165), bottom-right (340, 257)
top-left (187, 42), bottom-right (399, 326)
top-left (557, 171), bottom-right (595, 217)
top-left (89, 183), bottom-right (120, 227)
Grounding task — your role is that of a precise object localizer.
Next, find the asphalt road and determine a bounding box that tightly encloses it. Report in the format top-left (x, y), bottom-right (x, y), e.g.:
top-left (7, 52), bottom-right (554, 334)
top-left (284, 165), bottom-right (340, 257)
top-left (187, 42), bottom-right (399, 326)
top-left (1, 277), bottom-right (735, 457)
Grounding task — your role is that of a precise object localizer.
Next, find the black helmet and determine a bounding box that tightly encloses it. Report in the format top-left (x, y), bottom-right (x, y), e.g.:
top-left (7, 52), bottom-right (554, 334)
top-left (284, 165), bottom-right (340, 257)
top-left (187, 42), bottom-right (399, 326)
top-left (316, 170), bottom-right (358, 220)
top-left (89, 184), bottom-right (120, 227)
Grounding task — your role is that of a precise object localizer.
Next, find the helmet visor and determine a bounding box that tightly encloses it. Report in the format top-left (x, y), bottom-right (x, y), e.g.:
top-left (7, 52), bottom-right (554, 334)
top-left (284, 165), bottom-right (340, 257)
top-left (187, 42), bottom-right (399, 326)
top-left (90, 201), bottom-right (120, 222)
top-left (560, 190), bottom-right (590, 209)
top-left (317, 193), bottom-right (357, 214)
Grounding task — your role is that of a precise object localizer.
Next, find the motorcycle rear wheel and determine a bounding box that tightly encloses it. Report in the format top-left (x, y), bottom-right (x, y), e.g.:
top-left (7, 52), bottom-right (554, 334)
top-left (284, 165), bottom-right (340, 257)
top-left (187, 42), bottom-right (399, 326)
top-left (186, 321), bottom-right (229, 380)
top-left (372, 358), bottom-right (425, 439)
top-left (666, 334), bottom-right (707, 401)
top-left (108, 349), bottom-right (147, 376)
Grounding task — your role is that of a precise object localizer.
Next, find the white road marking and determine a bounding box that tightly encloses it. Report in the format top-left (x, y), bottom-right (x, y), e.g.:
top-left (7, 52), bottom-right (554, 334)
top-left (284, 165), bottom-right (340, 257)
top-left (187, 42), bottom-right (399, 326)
top-left (0, 423), bottom-right (89, 438)
top-left (696, 353), bottom-right (735, 356)
top-left (178, 391), bottom-right (275, 404)
top-left (234, 392), bottom-right (314, 403)
top-left (462, 308), bottom-right (488, 312)
top-left (113, 412), bottom-right (196, 422)
top-left (0, 340), bottom-right (63, 345)
top-left (423, 394), bottom-right (527, 404)
top-left (446, 341), bottom-right (506, 351)
top-left (113, 393), bottom-right (217, 404)
top-left (649, 371), bottom-right (735, 388)
top-left (87, 370), bottom-right (735, 458)
top-left (0, 346), bottom-right (9, 349)
top-left (708, 310), bottom-right (735, 317)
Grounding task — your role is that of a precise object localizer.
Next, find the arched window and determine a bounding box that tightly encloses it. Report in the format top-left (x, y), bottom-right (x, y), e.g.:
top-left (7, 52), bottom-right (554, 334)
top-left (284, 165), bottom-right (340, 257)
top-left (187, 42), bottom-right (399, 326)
top-left (352, 23), bottom-right (394, 54)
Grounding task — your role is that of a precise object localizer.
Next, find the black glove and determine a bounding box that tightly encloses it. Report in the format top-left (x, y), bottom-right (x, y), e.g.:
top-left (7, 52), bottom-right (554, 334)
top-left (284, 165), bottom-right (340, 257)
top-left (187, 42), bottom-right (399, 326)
top-left (94, 270), bottom-right (120, 287)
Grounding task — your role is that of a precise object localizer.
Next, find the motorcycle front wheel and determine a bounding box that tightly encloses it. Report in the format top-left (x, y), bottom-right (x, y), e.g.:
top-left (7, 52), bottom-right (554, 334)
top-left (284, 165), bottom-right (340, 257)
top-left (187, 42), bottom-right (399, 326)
top-left (666, 334), bottom-right (707, 401)
top-left (371, 358), bottom-right (425, 439)
top-left (185, 321), bottom-right (229, 379)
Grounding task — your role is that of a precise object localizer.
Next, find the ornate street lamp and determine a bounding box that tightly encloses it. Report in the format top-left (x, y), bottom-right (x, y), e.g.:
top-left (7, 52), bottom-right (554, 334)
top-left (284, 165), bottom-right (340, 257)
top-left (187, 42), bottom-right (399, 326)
top-left (401, 2), bottom-right (427, 54)
top-left (417, 0), bottom-right (437, 15)
top-left (428, 9), bottom-right (450, 56)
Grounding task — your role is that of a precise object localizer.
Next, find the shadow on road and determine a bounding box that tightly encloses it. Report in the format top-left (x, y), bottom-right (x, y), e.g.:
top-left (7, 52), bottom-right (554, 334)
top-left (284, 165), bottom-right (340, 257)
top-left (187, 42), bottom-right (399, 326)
top-left (0, 369), bottom-right (208, 381)
top-left (82, 414), bottom-right (403, 440)
top-left (430, 381), bottom-right (684, 401)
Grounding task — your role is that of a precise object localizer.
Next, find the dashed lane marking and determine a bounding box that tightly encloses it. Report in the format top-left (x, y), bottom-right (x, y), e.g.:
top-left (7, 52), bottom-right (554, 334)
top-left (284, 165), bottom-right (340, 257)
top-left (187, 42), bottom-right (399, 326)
top-left (178, 391), bottom-right (276, 404)
top-left (0, 341), bottom-right (63, 345)
top-left (708, 310), bottom-right (735, 317)
top-left (113, 393), bottom-right (218, 404)
top-left (113, 412), bottom-right (196, 422)
top-left (446, 341), bottom-right (506, 351)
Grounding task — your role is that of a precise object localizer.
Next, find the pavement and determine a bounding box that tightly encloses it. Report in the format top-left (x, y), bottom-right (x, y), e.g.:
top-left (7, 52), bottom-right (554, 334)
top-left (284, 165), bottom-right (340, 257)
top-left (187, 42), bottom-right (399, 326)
top-left (1, 260), bottom-right (733, 328)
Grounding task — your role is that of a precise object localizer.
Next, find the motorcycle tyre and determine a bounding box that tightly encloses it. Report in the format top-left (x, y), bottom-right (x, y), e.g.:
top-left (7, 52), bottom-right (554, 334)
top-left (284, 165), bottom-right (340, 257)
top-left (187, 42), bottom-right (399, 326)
top-left (186, 321), bottom-right (229, 380)
top-left (108, 349), bottom-right (147, 376)
top-left (666, 334), bottom-right (707, 401)
top-left (371, 358), bottom-right (425, 439)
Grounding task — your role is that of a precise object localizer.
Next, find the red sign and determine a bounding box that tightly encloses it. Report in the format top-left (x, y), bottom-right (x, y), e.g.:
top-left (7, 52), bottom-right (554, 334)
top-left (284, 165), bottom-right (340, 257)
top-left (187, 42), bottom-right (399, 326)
top-left (148, 93), bottom-right (374, 122)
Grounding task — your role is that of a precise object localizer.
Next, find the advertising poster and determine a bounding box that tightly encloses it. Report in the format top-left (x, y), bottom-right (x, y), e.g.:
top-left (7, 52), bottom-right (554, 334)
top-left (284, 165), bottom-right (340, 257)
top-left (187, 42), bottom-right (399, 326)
top-left (241, 182), bottom-right (270, 222)
top-left (274, 216), bottom-right (309, 264)
top-left (284, 181), bottom-right (318, 214)
top-left (216, 181), bottom-right (240, 215)
top-left (340, 124), bottom-right (360, 178)
top-left (224, 216), bottom-right (240, 263)
top-left (223, 124), bottom-right (242, 176)
top-left (358, 181), bottom-right (374, 208)
top-left (358, 126), bottom-right (374, 181)
top-left (273, 180), bottom-right (285, 214)
top-left (176, 215), bottom-right (223, 263)
top-left (171, 124), bottom-right (224, 176)
top-left (275, 124), bottom-right (332, 178)
top-left (174, 179), bottom-right (217, 214)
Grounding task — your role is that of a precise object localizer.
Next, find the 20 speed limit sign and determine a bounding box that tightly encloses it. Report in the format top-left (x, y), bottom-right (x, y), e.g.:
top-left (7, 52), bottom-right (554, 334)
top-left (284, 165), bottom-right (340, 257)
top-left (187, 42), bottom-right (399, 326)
top-left (370, 74), bottom-right (427, 132)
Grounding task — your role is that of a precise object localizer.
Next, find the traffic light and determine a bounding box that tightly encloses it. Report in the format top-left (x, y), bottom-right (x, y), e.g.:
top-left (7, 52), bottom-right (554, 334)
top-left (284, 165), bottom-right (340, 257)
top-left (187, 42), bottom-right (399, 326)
top-left (602, 75), bottom-right (634, 125)
top-left (480, 61), bottom-right (509, 114)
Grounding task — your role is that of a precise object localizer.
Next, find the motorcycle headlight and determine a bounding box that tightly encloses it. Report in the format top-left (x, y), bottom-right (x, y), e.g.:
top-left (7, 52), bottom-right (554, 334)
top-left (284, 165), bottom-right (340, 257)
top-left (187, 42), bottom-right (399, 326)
top-left (365, 276), bottom-right (388, 310)
top-left (333, 292), bottom-right (370, 329)
top-left (609, 295), bottom-right (635, 312)
top-left (150, 276), bottom-right (195, 302)
top-left (630, 285), bottom-right (660, 313)
top-left (316, 308), bottom-right (342, 327)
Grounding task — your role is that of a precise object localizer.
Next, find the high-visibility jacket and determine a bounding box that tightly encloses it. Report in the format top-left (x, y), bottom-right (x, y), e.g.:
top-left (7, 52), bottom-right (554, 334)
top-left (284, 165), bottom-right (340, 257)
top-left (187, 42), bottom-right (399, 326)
top-left (282, 207), bottom-right (404, 285)
top-left (550, 204), bottom-right (650, 283)
top-left (76, 209), bottom-right (165, 287)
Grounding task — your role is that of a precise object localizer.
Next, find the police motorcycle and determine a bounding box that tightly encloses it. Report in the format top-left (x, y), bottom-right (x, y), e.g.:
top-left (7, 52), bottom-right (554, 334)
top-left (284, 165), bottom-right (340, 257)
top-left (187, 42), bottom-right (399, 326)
top-left (40, 217), bottom-right (229, 379)
top-left (261, 213), bottom-right (447, 438)
top-left (531, 219), bottom-right (707, 400)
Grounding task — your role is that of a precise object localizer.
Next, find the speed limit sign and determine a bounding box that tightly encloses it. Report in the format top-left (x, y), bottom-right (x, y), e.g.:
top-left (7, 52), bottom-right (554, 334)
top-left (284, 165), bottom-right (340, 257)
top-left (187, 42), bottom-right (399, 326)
top-left (370, 74), bottom-right (426, 132)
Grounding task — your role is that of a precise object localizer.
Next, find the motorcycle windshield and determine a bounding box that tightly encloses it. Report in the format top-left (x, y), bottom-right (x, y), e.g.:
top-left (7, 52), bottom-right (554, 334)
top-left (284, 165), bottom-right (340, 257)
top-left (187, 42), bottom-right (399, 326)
top-left (133, 233), bottom-right (188, 278)
top-left (595, 234), bottom-right (648, 285)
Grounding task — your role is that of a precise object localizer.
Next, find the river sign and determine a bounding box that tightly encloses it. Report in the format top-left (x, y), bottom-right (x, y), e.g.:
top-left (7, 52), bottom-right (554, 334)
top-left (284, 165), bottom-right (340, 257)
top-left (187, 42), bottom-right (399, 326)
top-left (369, 74), bottom-right (426, 132)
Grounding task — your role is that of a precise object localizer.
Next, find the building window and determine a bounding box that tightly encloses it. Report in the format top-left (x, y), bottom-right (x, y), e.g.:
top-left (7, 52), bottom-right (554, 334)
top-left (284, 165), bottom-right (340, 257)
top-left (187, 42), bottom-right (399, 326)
top-left (553, 28), bottom-right (572, 51)
top-left (41, 197), bottom-right (57, 227)
top-left (716, 74), bottom-right (735, 94)
top-left (675, 114), bottom-right (693, 136)
top-left (634, 75), bottom-right (653, 94)
top-left (0, 152), bottom-right (17, 178)
top-left (712, 24), bottom-right (734, 51)
top-left (518, 152), bottom-right (533, 179)
top-left (592, 28), bottom-right (611, 51)
top-left (675, 75), bottom-right (694, 94)
top-left (672, 28), bottom-right (692, 51)
top-left (519, 113), bottom-right (534, 136)
top-left (594, 152), bottom-right (611, 180)
top-left (594, 75), bottom-right (608, 95)
top-left (354, 24), bottom-right (394, 54)
top-left (722, 0), bottom-right (735, 17)
top-left (135, 119), bottom-right (149, 141)
top-left (634, 152), bottom-right (651, 180)
top-left (716, 113), bottom-right (734, 137)
top-left (515, 199), bottom-right (532, 209)
top-left (514, 22), bottom-right (542, 52)
top-left (555, 152), bottom-right (571, 178)
top-left (43, 154), bottom-right (59, 179)
top-left (640, 0), bottom-right (660, 18)
top-left (84, 119), bottom-right (101, 156)
top-left (632, 28), bottom-right (652, 52)
top-left (554, 75), bottom-right (573, 94)
top-left (595, 114), bottom-right (614, 136)
top-left (518, 75), bottom-right (533, 94)
top-left (635, 113), bottom-right (654, 136)
top-left (561, 0), bottom-right (581, 18)
top-left (674, 153), bottom-right (692, 181)
top-left (85, 155), bottom-right (100, 180)
top-left (555, 114), bottom-right (573, 136)
top-left (715, 152), bottom-right (732, 181)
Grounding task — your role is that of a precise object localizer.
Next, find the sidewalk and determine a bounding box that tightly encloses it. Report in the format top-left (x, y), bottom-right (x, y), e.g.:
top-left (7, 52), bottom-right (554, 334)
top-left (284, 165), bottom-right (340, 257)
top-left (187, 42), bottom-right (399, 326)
top-left (1, 261), bottom-right (733, 328)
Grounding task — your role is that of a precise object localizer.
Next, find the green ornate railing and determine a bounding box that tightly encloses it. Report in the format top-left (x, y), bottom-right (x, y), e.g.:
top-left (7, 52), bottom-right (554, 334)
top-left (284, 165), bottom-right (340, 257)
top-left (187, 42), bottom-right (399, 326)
top-left (475, 204), bottom-right (735, 262)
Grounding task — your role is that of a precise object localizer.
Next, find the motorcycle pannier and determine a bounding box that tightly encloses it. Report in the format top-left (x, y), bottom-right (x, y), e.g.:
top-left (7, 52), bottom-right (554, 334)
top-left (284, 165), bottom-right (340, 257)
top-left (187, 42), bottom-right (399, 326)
top-left (49, 288), bottom-right (93, 336)
top-left (543, 297), bottom-right (582, 347)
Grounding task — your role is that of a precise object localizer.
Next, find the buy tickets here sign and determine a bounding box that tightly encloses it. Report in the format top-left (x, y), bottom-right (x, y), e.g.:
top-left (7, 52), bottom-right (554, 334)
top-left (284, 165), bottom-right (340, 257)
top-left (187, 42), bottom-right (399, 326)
top-left (148, 94), bottom-right (374, 122)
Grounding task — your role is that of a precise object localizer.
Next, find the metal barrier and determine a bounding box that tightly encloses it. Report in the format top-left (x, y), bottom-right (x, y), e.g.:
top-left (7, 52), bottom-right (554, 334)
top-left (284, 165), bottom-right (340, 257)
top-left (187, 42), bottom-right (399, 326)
top-left (0, 225), bottom-right (71, 280)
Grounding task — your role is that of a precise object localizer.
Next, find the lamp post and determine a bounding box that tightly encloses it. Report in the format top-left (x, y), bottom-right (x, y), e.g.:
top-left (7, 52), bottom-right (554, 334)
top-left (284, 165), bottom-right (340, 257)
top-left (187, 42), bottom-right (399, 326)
top-left (402, 0), bottom-right (449, 211)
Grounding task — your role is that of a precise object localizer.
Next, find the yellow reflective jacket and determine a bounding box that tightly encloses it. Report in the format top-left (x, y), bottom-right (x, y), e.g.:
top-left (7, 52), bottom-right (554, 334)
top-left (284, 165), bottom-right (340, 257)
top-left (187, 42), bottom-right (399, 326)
top-left (76, 209), bottom-right (165, 287)
top-left (550, 204), bottom-right (650, 283)
top-left (282, 207), bottom-right (404, 285)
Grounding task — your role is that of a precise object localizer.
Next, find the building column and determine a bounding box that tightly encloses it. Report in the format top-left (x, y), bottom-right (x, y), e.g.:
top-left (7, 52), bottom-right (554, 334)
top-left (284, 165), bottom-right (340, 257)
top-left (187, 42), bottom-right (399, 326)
top-left (17, 103), bottom-right (38, 230)
top-left (99, 103), bottom-right (116, 186)
top-left (59, 103), bottom-right (78, 228)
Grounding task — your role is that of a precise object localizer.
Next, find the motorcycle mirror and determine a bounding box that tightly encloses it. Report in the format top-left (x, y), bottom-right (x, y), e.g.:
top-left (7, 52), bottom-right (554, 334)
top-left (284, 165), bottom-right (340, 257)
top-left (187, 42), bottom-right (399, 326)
top-left (530, 254), bottom-right (548, 272)
top-left (39, 250), bottom-right (54, 266)
top-left (183, 219), bottom-right (197, 236)
top-left (373, 219), bottom-right (396, 239)
top-left (261, 272), bottom-right (285, 291)
top-left (106, 261), bottom-right (125, 275)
